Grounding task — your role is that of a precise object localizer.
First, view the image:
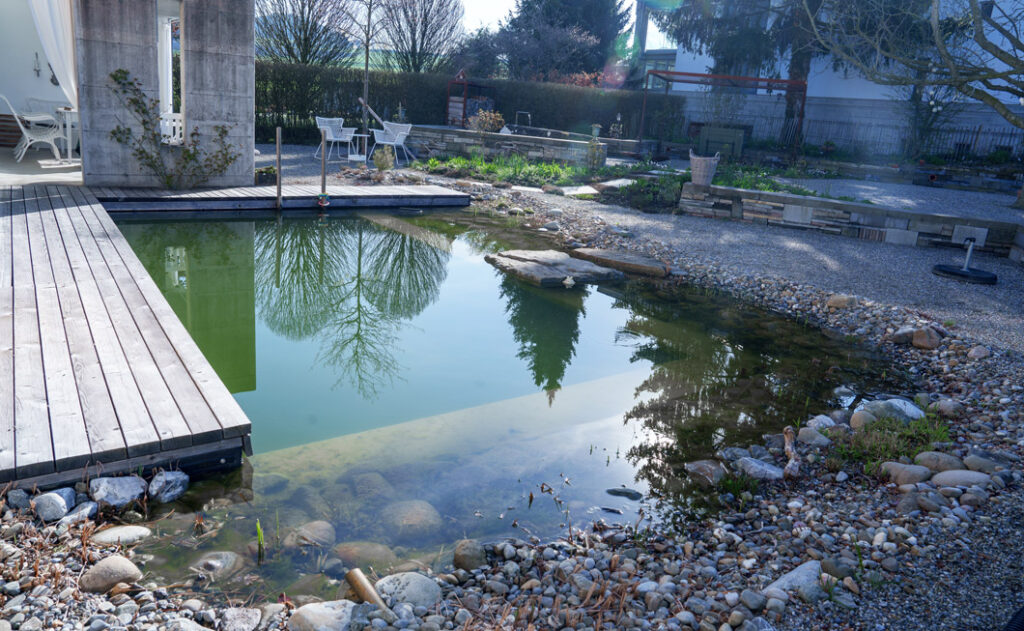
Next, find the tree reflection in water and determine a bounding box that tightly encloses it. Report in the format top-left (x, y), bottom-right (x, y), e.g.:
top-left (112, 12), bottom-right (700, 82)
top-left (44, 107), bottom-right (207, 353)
top-left (255, 218), bottom-right (450, 398)
top-left (499, 277), bottom-right (588, 404)
top-left (617, 286), bottom-right (884, 507)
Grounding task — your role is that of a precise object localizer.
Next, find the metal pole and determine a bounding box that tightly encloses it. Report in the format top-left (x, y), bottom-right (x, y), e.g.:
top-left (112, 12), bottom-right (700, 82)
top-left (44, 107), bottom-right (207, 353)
top-left (321, 128), bottom-right (327, 195)
top-left (275, 126), bottom-right (282, 210)
top-left (638, 72), bottom-right (649, 142)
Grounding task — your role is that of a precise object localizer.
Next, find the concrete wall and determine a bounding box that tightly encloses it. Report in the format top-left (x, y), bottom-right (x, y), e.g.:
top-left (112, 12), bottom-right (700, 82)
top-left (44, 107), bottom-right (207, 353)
top-left (409, 126), bottom-right (607, 166)
top-left (678, 182), bottom-right (1023, 265)
top-left (77, 0), bottom-right (253, 187)
top-left (0, 1), bottom-right (71, 112)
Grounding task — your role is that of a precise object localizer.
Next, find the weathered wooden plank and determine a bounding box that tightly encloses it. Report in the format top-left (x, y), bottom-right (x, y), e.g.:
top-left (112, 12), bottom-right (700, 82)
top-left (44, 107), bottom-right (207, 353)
top-left (74, 189), bottom-right (224, 444)
top-left (23, 186), bottom-right (56, 289)
top-left (34, 284), bottom-right (92, 470)
top-left (78, 187), bottom-right (251, 438)
top-left (59, 188), bottom-right (193, 452)
top-left (49, 188), bottom-right (163, 457)
top-left (12, 284), bottom-right (54, 477)
top-left (10, 187), bottom-right (33, 288)
top-left (0, 287), bottom-right (14, 476)
top-left (0, 187), bottom-right (12, 288)
top-left (39, 186), bottom-right (127, 463)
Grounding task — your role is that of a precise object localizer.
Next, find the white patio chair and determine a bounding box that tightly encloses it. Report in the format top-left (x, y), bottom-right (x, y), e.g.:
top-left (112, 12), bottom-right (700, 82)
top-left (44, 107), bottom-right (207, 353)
top-left (0, 94), bottom-right (61, 162)
top-left (370, 122), bottom-right (415, 164)
top-left (313, 117), bottom-right (356, 161)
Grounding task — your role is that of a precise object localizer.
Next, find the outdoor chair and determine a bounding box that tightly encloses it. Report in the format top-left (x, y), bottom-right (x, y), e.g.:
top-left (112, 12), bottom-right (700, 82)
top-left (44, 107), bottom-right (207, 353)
top-left (370, 122), bottom-right (415, 165)
top-left (313, 116), bottom-right (356, 161)
top-left (0, 94), bottom-right (62, 162)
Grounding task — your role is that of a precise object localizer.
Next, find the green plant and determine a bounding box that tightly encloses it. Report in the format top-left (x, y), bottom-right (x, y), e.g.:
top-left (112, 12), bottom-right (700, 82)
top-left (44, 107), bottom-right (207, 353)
top-left (718, 473), bottom-right (759, 496)
top-left (828, 415), bottom-right (949, 467)
top-left (108, 69), bottom-right (239, 189)
top-left (256, 518), bottom-right (266, 565)
top-left (585, 136), bottom-right (604, 171)
top-left (373, 145), bottom-right (396, 171)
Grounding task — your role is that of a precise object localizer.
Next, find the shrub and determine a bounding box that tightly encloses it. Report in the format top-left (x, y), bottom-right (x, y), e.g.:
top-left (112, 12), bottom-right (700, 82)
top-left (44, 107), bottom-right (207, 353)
top-left (372, 145), bottom-right (395, 171)
top-left (255, 61), bottom-right (687, 144)
top-left (468, 110), bottom-right (505, 133)
top-left (108, 69), bottom-right (239, 189)
top-left (827, 416), bottom-right (949, 468)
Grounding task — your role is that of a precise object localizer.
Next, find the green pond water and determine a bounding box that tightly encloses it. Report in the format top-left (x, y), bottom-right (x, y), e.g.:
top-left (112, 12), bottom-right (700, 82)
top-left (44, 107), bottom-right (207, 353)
top-left (116, 212), bottom-right (888, 599)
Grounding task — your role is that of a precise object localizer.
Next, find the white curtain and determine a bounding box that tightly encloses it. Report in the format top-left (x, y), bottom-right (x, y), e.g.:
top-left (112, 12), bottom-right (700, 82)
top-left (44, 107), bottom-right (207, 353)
top-left (28, 0), bottom-right (77, 108)
top-left (158, 18), bottom-right (173, 114)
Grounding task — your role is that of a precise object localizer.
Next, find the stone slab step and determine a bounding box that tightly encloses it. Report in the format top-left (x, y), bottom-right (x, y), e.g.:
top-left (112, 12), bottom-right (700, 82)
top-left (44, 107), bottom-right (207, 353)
top-left (484, 250), bottom-right (626, 287)
top-left (570, 248), bottom-right (669, 277)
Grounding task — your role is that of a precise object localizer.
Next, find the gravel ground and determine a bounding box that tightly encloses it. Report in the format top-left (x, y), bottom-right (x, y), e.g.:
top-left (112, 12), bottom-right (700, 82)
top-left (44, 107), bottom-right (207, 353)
top-left (516, 192), bottom-right (1024, 355)
top-left (778, 177), bottom-right (1024, 225)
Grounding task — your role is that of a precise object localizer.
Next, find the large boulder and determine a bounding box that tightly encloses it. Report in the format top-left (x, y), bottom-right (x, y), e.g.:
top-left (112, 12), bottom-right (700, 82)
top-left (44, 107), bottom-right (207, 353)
top-left (91, 525), bottom-right (153, 546)
top-left (352, 472), bottom-right (395, 500)
top-left (732, 457), bottom-right (784, 481)
top-left (375, 572), bottom-right (442, 608)
top-left (797, 427), bottom-right (832, 449)
top-left (914, 452), bottom-right (964, 473)
top-left (765, 561), bottom-right (825, 603)
top-left (90, 476), bottom-right (147, 508)
top-left (931, 470), bottom-right (992, 488)
top-left (148, 471), bottom-right (190, 504)
top-left (33, 492), bottom-right (70, 522)
top-left (855, 399), bottom-right (925, 423)
top-left (684, 460), bottom-right (726, 487)
top-left (380, 500), bottom-right (442, 542)
top-left (79, 555), bottom-right (142, 593)
top-left (453, 539), bottom-right (487, 571)
top-left (912, 327), bottom-right (942, 350)
top-left (288, 600), bottom-right (359, 631)
top-left (881, 462), bottom-right (932, 485)
top-left (569, 248), bottom-right (669, 277)
top-left (221, 608), bottom-right (262, 631)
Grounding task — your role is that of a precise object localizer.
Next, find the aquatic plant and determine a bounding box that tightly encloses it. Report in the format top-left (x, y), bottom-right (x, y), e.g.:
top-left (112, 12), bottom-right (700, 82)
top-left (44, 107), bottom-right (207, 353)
top-left (256, 518), bottom-right (266, 565)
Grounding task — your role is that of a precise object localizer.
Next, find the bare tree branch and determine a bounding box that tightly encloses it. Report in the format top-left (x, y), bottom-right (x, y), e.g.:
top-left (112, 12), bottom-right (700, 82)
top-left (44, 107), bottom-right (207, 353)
top-left (380, 0), bottom-right (464, 73)
top-left (256, 0), bottom-right (356, 66)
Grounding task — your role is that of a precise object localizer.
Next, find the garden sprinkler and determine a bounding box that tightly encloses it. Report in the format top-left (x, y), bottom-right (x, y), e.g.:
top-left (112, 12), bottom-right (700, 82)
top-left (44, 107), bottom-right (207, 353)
top-left (931, 237), bottom-right (998, 284)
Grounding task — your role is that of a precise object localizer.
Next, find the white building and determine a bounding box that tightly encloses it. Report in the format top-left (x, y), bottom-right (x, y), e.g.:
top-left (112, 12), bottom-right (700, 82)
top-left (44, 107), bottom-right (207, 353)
top-left (634, 0), bottom-right (1024, 158)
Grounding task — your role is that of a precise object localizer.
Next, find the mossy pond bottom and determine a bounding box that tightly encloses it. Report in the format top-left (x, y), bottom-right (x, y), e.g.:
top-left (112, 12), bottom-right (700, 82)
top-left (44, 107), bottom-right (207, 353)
top-left (116, 212), bottom-right (889, 600)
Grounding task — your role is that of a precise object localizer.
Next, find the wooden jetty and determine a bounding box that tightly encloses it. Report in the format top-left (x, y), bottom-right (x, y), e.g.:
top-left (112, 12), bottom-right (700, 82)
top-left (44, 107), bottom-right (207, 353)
top-left (94, 184), bottom-right (471, 212)
top-left (1, 180), bottom-right (468, 487)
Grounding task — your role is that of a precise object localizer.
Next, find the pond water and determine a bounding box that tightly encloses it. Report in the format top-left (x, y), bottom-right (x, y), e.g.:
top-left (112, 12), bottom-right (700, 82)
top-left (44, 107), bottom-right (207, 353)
top-left (116, 212), bottom-right (888, 600)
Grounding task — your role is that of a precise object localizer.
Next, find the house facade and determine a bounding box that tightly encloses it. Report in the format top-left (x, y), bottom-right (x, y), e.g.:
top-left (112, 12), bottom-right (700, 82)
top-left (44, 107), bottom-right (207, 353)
top-left (634, 0), bottom-right (1024, 158)
top-left (1, 0), bottom-right (254, 187)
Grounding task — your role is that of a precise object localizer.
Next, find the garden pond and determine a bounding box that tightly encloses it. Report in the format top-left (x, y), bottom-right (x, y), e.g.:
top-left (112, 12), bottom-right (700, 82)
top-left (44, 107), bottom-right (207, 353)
top-left (115, 211), bottom-right (892, 601)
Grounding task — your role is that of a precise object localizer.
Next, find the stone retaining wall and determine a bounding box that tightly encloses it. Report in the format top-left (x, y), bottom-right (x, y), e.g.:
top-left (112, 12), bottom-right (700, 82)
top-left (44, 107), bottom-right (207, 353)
top-left (679, 182), bottom-right (1024, 265)
top-left (409, 126), bottom-right (606, 167)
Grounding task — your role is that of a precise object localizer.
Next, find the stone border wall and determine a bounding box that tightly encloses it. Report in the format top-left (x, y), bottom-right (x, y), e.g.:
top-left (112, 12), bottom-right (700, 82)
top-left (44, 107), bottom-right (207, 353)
top-left (679, 182), bottom-right (1024, 265)
top-left (409, 126), bottom-right (606, 167)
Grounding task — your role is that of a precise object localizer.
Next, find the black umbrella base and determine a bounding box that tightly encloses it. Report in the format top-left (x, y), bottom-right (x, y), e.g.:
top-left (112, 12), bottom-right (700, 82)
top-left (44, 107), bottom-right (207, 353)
top-left (932, 264), bottom-right (998, 285)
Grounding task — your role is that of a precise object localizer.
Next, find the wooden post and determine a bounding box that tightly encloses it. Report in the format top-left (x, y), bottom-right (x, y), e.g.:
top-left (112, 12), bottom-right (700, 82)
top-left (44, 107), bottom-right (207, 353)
top-left (275, 127), bottom-right (282, 210)
top-left (320, 128), bottom-right (327, 195)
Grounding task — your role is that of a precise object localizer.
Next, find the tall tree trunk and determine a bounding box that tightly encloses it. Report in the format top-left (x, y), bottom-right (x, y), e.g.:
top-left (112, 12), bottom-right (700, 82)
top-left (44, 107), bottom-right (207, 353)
top-left (362, 4), bottom-right (371, 135)
top-left (782, 0), bottom-right (822, 150)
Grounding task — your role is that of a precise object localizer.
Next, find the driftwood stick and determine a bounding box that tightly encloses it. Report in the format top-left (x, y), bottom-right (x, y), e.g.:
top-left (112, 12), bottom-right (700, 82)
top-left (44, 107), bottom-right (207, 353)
top-left (783, 426), bottom-right (801, 479)
top-left (345, 568), bottom-right (397, 623)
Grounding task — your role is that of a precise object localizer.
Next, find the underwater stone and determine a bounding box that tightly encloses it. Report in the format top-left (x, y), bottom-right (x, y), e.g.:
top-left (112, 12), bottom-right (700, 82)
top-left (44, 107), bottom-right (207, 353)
top-left (333, 541), bottom-right (399, 569)
top-left (379, 500), bottom-right (442, 542)
top-left (194, 551), bottom-right (244, 581)
top-left (284, 520), bottom-right (337, 549)
top-left (605, 487), bottom-right (643, 501)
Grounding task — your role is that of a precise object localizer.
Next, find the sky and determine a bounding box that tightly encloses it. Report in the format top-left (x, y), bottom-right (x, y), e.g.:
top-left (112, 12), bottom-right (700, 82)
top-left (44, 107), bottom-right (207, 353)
top-left (462, 1), bottom-right (517, 31)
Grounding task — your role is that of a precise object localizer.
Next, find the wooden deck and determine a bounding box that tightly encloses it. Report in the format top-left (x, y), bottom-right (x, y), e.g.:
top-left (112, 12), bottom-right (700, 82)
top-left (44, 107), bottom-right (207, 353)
top-left (0, 185), bottom-right (251, 487)
top-left (92, 184), bottom-right (471, 212)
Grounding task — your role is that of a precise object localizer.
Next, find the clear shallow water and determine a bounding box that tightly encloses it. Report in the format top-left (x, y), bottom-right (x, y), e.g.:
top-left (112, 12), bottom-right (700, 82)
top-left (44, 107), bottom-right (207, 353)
top-left (117, 213), bottom-right (888, 599)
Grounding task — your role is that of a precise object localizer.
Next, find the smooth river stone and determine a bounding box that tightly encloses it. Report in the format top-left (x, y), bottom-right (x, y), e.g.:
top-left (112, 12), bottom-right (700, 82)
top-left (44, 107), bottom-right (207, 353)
top-left (92, 525), bottom-right (153, 545)
top-left (484, 250), bottom-right (626, 287)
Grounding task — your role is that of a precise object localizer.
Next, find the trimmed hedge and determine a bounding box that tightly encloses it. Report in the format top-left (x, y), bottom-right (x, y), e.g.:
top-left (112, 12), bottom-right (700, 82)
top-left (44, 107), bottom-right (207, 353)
top-left (255, 61), bottom-right (686, 145)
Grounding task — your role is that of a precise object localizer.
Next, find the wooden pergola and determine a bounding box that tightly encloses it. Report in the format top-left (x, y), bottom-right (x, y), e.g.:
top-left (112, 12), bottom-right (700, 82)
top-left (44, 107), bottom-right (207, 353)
top-left (638, 69), bottom-right (809, 150)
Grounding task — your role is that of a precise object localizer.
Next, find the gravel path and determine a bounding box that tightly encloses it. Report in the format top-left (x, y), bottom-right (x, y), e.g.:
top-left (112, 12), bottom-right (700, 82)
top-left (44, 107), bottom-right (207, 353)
top-left (778, 177), bottom-right (1024, 225)
top-left (527, 193), bottom-right (1024, 355)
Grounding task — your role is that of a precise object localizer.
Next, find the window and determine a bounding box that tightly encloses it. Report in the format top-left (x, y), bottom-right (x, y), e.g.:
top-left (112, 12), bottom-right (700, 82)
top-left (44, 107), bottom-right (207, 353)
top-left (157, 0), bottom-right (183, 144)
